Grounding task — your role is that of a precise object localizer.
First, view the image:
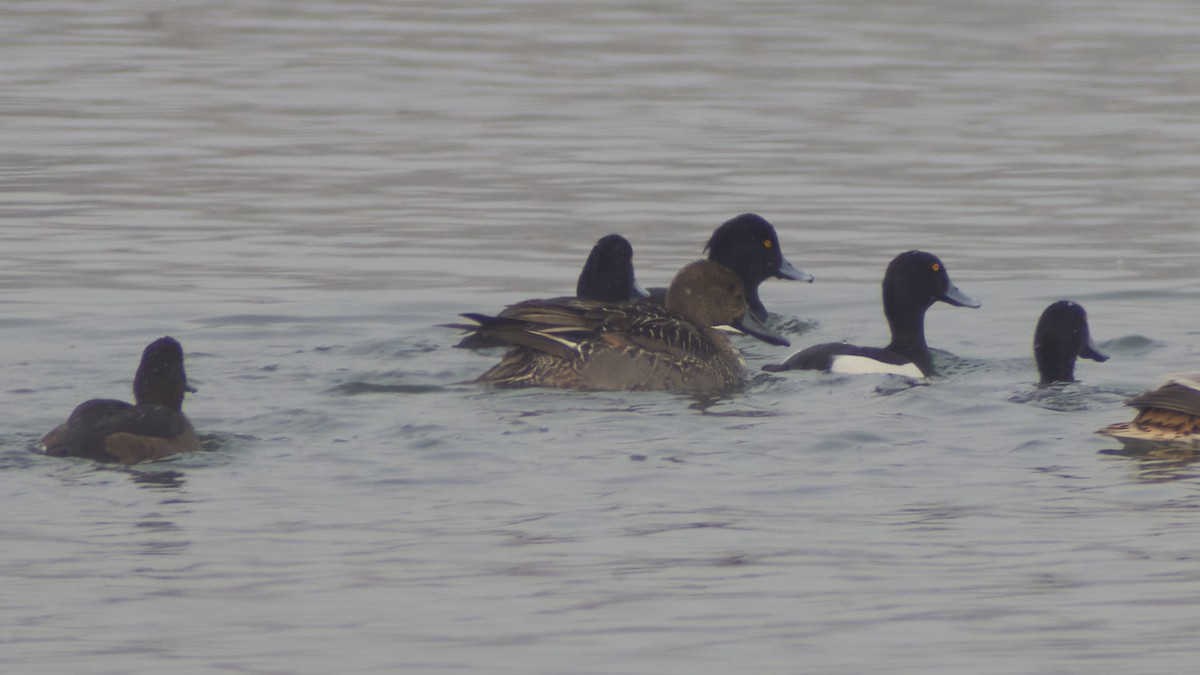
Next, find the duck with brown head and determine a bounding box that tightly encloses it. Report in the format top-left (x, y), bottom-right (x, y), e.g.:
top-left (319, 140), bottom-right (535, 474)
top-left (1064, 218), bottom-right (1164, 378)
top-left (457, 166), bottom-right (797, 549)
top-left (454, 260), bottom-right (789, 395)
top-left (704, 214), bottom-right (813, 322)
top-left (647, 214), bottom-right (813, 322)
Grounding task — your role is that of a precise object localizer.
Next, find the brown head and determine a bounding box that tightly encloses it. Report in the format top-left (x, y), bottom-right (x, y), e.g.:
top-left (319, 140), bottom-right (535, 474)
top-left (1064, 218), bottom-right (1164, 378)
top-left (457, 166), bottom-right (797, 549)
top-left (665, 261), bottom-right (789, 347)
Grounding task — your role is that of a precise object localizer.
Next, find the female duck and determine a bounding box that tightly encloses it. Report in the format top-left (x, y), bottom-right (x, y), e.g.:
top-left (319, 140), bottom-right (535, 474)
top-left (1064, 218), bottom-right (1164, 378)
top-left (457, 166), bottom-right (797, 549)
top-left (1034, 300), bottom-right (1108, 385)
top-left (647, 213), bottom-right (813, 322)
top-left (1098, 374), bottom-right (1200, 448)
top-left (41, 336), bottom-right (202, 464)
top-left (456, 233), bottom-right (647, 349)
top-left (457, 260), bottom-right (789, 394)
top-left (763, 250), bottom-right (979, 377)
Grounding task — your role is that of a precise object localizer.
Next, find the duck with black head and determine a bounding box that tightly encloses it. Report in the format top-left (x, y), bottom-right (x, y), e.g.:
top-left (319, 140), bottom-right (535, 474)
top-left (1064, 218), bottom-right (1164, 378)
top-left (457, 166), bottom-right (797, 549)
top-left (40, 336), bottom-right (201, 464)
top-left (573, 233), bottom-right (647, 303)
top-left (1034, 300), bottom-right (1108, 385)
top-left (705, 213), bottom-right (813, 322)
top-left (453, 259), bottom-right (789, 395)
top-left (763, 250), bottom-right (979, 378)
top-left (455, 233), bottom-right (647, 349)
top-left (647, 213), bottom-right (813, 322)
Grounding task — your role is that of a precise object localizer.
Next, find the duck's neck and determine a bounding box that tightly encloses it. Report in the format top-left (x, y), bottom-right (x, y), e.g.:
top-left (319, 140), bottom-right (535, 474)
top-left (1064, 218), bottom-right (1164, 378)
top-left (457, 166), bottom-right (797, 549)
top-left (885, 306), bottom-right (933, 375)
top-left (1036, 348), bottom-right (1075, 385)
top-left (134, 366), bottom-right (186, 410)
top-left (743, 286), bottom-right (768, 323)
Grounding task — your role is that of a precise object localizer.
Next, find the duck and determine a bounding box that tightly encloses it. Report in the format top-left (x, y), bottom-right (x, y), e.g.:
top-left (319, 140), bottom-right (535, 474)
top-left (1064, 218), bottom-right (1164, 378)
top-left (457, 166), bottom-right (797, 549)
top-left (647, 213), bottom-right (813, 322)
top-left (1098, 373), bottom-right (1200, 448)
top-left (454, 259), bottom-right (790, 394)
top-left (40, 336), bottom-right (202, 464)
top-left (573, 233), bottom-right (648, 303)
top-left (455, 233), bottom-right (647, 349)
top-left (1033, 300), bottom-right (1109, 385)
top-left (763, 250), bottom-right (980, 377)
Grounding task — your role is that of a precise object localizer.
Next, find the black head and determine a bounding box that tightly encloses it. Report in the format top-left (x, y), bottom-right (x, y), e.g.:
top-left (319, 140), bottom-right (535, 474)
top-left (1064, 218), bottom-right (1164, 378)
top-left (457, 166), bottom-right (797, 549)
top-left (133, 336), bottom-right (192, 410)
top-left (1034, 300), bottom-right (1108, 385)
top-left (576, 234), bottom-right (646, 302)
top-left (882, 250), bottom-right (980, 320)
top-left (704, 213), bottom-right (812, 321)
top-left (880, 251), bottom-right (979, 368)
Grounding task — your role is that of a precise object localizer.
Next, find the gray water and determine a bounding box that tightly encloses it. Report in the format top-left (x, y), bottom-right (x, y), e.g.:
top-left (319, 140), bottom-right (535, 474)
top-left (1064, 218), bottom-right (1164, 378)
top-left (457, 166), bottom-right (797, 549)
top-left (3, 1), bottom-right (1200, 673)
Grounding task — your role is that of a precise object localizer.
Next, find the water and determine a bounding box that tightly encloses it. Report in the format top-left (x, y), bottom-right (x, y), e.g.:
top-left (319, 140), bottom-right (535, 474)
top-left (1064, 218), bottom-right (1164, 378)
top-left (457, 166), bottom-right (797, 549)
top-left (2, 1), bottom-right (1199, 672)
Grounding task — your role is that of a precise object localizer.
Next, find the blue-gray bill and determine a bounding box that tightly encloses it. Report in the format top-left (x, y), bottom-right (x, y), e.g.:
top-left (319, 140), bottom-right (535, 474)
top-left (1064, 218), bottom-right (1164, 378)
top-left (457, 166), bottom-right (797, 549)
top-left (734, 311), bottom-right (790, 347)
top-left (777, 256), bottom-right (814, 283)
top-left (942, 284), bottom-right (980, 309)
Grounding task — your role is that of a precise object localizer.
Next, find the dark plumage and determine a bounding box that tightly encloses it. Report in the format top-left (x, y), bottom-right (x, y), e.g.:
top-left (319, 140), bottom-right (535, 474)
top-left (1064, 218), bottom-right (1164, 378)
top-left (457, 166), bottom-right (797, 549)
top-left (40, 337), bottom-right (201, 464)
top-left (1034, 300), bottom-right (1108, 385)
top-left (455, 233), bottom-right (646, 349)
top-left (763, 250), bottom-right (979, 377)
top-left (706, 214), bottom-right (813, 321)
top-left (648, 213), bottom-right (812, 322)
top-left (455, 260), bottom-right (789, 394)
top-left (575, 233), bottom-right (646, 302)
top-left (1098, 374), bottom-right (1200, 448)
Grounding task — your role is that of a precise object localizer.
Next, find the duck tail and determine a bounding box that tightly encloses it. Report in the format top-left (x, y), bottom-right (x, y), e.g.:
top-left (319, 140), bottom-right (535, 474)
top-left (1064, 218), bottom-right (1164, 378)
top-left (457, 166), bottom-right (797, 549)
top-left (451, 313), bottom-right (582, 361)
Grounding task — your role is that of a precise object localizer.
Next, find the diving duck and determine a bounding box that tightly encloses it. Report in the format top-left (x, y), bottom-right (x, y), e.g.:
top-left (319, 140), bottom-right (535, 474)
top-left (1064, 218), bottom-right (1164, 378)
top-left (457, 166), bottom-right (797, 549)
top-left (646, 213), bottom-right (813, 322)
top-left (1033, 300), bottom-right (1108, 385)
top-left (41, 336), bottom-right (202, 464)
top-left (763, 250), bottom-right (979, 377)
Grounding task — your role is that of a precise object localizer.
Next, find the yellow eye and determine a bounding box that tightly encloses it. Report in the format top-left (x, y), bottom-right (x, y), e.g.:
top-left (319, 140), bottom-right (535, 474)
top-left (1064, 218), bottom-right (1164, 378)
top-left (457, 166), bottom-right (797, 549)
top-left (932, 263), bottom-right (940, 272)
top-left (763, 239), bottom-right (773, 249)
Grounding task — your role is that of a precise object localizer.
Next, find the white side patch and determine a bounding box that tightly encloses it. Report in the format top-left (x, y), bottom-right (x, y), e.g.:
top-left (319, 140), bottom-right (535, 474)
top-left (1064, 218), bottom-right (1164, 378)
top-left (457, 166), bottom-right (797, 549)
top-left (830, 355), bottom-right (925, 378)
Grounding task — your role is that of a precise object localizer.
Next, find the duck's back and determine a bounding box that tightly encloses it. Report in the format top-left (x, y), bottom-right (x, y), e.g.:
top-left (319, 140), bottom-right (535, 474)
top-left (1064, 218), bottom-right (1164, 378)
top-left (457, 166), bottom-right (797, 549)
top-left (456, 234), bottom-right (642, 350)
top-left (42, 399), bottom-right (131, 460)
top-left (1120, 381), bottom-right (1200, 441)
top-left (471, 298), bottom-right (744, 394)
top-left (42, 398), bottom-right (200, 463)
top-left (1126, 381), bottom-right (1200, 416)
top-left (1098, 375), bottom-right (1200, 447)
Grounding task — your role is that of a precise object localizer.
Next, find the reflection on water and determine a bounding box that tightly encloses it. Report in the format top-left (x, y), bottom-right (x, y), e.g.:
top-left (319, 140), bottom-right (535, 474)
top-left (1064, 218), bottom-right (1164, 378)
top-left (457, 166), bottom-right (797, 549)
top-left (1101, 444), bottom-right (1200, 483)
top-left (1009, 381), bottom-right (1132, 412)
top-left (128, 469), bottom-right (187, 490)
top-left (3, 0), bottom-right (1200, 672)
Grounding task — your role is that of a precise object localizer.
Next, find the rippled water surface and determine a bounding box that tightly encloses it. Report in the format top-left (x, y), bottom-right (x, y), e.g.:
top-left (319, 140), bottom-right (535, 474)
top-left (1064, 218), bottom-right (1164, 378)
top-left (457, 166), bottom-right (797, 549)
top-left (3, 1), bottom-right (1200, 672)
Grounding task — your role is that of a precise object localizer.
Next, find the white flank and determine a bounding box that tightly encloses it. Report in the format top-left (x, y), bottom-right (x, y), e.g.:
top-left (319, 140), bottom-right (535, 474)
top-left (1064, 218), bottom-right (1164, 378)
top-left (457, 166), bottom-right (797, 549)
top-left (830, 355), bottom-right (924, 378)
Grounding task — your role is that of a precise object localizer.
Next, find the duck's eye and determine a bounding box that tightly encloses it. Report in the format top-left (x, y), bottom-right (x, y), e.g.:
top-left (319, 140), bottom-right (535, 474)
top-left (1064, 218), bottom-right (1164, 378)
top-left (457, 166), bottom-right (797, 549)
top-left (931, 263), bottom-right (940, 272)
top-left (763, 239), bottom-right (773, 249)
